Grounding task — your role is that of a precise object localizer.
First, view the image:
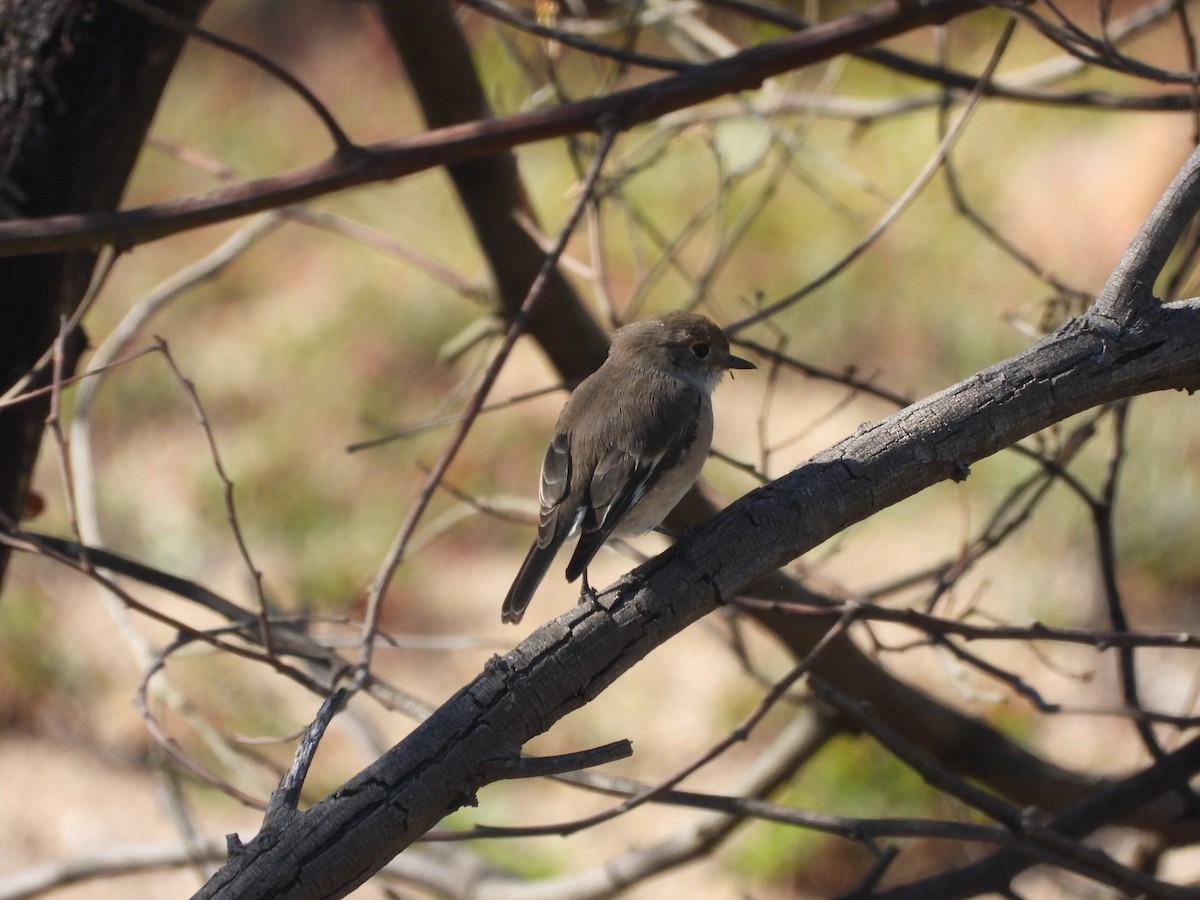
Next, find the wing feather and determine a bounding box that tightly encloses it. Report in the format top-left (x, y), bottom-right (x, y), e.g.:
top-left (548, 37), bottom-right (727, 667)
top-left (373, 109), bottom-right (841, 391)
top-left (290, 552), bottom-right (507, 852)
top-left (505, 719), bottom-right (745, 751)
top-left (563, 394), bottom-right (699, 583)
top-left (534, 431), bottom-right (572, 549)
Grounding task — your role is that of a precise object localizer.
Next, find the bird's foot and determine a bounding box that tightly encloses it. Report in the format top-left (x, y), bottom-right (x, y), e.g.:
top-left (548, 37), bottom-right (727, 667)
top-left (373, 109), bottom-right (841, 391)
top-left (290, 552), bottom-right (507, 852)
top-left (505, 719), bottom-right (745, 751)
top-left (580, 571), bottom-right (600, 603)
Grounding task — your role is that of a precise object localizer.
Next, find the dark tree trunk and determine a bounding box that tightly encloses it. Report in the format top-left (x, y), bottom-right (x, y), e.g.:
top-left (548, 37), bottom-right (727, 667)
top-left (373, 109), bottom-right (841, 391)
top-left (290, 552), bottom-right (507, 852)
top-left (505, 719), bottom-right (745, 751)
top-left (0, 0), bottom-right (209, 584)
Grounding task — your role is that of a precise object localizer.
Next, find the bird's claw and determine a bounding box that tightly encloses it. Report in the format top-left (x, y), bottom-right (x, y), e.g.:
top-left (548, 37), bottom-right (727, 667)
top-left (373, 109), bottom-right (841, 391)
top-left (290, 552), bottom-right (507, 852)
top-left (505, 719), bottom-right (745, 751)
top-left (580, 571), bottom-right (599, 603)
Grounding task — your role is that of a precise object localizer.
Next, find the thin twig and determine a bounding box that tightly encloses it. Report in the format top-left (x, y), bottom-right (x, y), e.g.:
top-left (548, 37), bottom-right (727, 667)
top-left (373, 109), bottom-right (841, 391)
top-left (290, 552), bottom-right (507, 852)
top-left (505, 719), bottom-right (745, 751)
top-left (456, 0), bottom-right (695, 71)
top-left (474, 610), bottom-right (855, 838)
top-left (111, 0), bottom-right (356, 152)
top-left (355, 124), bottom-right (622, 672)
top-left (0, 0), bottom-right (985, 258)
top-left (733, 18), bottom-right (1017, 330)
top-left (156, 339), bottom-right (275, 657)
top-left (264, 689), bottom-right (349, 827)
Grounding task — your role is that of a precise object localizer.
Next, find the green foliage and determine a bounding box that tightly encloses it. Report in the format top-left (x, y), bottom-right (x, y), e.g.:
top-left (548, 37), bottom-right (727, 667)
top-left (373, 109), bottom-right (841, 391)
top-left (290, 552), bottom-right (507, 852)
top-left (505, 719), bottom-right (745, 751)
top-left (0, 588), bottom-right (82, 721)
top-left (730, 732), bottom-right (948, 882)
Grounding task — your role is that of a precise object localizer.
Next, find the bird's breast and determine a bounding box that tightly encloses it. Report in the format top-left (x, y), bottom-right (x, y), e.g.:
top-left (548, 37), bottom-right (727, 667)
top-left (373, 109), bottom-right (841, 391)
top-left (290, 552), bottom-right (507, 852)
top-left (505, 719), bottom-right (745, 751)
top-left (615, 399), bottom-right (714, 536)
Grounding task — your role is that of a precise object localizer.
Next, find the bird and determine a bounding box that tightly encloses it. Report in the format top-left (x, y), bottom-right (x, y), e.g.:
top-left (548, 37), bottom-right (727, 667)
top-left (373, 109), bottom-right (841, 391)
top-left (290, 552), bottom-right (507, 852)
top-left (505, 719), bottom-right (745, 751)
top-left (501, 310), bottom-right (755, 624)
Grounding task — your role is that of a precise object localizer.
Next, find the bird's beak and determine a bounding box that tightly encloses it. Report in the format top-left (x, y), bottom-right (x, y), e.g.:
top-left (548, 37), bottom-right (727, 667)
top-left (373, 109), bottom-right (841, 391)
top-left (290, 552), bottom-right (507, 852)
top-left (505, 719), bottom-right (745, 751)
top-left (724, 352), bottom-right (756, 371)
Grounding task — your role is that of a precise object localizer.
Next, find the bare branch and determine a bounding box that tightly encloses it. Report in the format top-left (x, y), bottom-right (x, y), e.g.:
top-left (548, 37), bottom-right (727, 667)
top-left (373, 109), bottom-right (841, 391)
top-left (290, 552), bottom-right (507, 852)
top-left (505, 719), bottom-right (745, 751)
top-left (0, 0), bottom-right (981, 258)
top-left (1093, 143), bottom-right (1200, 323)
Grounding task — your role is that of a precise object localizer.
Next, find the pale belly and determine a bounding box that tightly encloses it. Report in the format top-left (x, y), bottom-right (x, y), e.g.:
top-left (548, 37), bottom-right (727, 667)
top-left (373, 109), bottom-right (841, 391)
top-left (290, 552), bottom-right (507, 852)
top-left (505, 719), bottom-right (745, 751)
top-left (615, 401), bottom-right (713, 536)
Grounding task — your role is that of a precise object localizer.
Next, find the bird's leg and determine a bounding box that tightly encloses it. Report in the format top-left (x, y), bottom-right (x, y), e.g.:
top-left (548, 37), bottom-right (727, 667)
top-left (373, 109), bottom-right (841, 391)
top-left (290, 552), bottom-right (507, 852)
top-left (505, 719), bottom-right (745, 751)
top-left (580, 568), bottom-right (599, 602)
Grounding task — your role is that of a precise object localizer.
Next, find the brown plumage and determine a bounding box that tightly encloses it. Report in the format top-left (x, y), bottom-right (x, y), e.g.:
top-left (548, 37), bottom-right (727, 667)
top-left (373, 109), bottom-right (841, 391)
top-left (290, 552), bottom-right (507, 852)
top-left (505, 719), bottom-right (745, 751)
top-left (501, 311), bottom-right (754, 624)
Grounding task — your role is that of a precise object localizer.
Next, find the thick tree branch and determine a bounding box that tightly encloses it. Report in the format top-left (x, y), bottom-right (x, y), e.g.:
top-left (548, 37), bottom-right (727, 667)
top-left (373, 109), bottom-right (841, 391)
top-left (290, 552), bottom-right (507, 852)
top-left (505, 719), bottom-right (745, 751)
top-left (1093, 142), bottom-right (1200, 323)
top-left (195, 144), bottom-right (1200, 894)
top-left (0, 0), bottom-right (981, 258)
top-left (376, 0), bottom-right (608, 379)
top-left (874, 732), bottom-right (1200, 899)
top-left (7, 9), bottom-right (1197, 898)
top-left (0, 0), bottom-right (210, 585)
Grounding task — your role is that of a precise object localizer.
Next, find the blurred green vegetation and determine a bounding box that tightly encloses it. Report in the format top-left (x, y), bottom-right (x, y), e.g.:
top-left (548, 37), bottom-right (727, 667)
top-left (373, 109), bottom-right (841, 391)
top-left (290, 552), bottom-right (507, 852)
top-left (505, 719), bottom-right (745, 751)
top-left (729, 732), bottom-right (949, 880)
top-left (7, 2), bottom-right (1200, 896)
top-left (0, 588), bottom-right (83, 726)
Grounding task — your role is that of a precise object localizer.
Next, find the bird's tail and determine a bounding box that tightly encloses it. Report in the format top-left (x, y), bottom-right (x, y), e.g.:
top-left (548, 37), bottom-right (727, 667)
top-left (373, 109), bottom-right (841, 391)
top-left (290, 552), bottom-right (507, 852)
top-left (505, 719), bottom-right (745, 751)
top-left (501, 541), bottom-right (559, 624)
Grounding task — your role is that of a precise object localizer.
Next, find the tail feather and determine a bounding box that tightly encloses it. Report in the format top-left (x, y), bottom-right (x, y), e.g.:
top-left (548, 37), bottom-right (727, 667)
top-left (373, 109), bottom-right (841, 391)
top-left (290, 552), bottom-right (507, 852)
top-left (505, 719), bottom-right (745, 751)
top-left (501, 541), bottom-right (560, 624)
top-left (564, 530), bottom-right (602, 584)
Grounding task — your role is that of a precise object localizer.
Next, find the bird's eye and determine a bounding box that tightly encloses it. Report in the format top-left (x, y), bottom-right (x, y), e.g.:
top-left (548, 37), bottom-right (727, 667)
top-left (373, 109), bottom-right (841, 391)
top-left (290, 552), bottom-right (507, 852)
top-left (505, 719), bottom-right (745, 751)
top-left (691, 342), bottom-right (710, 359)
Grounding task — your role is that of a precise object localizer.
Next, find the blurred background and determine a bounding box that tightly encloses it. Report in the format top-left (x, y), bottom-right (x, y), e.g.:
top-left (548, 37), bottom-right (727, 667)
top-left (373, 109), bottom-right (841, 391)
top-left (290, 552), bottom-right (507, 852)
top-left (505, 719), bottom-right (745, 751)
top-left (3, 0), bottom-right (1200, 896)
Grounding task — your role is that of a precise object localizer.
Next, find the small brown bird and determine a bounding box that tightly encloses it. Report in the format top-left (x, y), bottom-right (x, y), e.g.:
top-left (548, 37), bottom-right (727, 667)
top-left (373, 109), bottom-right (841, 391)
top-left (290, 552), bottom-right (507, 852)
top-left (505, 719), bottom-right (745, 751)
top-left (501, 311), bottom-right (755, 624)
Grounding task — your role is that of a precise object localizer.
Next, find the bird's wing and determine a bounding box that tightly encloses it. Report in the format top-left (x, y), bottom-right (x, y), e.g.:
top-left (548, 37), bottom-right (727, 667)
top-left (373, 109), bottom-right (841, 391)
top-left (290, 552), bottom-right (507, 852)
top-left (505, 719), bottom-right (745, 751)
top-left (563, 390), bottom-right (701, 583)
top-left (501, 432), bottom-right (577, 625)
top-left (535, 431), bottom-right (573, 549)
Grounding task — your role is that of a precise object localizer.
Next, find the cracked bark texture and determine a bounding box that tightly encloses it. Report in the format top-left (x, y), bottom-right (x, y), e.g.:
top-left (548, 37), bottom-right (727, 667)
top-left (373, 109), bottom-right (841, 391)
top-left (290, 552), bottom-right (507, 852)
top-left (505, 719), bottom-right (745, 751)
top-left (196, 155), bottom-right (1200, 894)
top-left (3, 2), bottom-right (1200, 897)
top-left (193, 7), bottom-right (1200, 898)
top-left (0, 0), bottom-right (209, 583)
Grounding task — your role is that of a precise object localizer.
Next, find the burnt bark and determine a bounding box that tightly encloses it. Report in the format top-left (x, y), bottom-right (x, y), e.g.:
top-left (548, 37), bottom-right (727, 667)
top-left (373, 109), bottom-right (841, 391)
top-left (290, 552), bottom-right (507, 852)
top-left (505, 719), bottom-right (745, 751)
top-left (195, 206), bottom-right (1200, 898)
top-left (0, 0), bottom-right (209, 583)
